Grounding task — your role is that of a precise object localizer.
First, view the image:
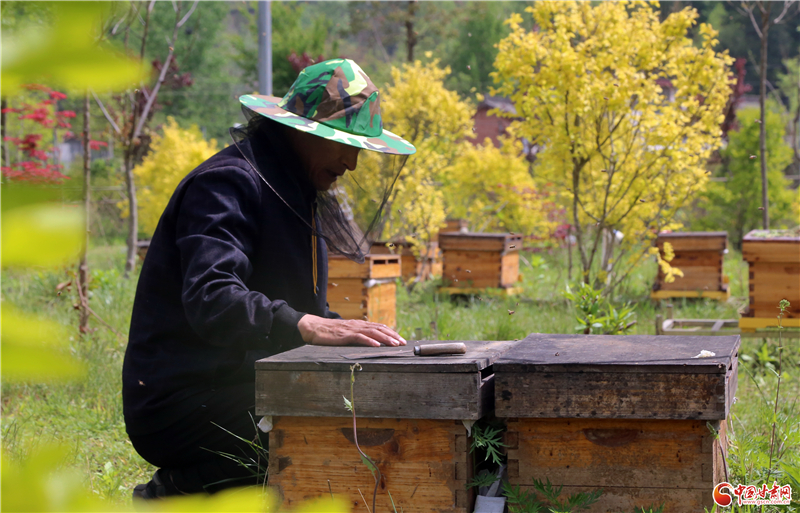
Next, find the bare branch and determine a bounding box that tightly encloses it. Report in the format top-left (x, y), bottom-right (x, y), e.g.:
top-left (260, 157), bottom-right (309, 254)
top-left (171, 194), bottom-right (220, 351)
top-left (177, 0), bottom-right (199, 28)
top-left (773, 0), bottom-right (797, 24)
top-left (132, 4), bottom-right (183, 139)
top-left (91, 90), bottom-right (122, 135)
top-left (730, 1), bottom-right (764, 38)
top-left (171, 0), bottom-right (178, 13)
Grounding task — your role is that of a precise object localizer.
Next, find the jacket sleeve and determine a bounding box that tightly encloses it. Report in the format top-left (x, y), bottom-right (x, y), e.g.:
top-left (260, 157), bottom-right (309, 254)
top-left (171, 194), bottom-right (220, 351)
top-left (175, 165), bottom-right (306, 351)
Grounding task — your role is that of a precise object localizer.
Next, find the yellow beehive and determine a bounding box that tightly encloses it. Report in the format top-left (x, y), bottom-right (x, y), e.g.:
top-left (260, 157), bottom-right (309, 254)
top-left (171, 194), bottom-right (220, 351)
top-left (327, 254), bottom-right (400, 327)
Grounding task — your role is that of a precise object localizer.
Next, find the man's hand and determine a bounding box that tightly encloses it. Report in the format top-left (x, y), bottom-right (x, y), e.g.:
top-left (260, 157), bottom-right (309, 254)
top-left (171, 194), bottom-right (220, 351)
top-left (297, 315), bottom-right (406, 347)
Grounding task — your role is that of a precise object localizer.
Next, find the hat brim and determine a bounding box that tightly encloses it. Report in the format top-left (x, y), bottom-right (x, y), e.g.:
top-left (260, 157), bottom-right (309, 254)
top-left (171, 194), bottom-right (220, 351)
top-left (239, 94), bottom-right (416, 156)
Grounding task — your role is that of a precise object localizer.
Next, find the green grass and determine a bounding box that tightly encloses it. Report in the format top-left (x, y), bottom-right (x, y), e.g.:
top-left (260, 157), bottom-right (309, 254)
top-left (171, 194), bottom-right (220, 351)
top-left (2, 243), bottom-right (798, 508)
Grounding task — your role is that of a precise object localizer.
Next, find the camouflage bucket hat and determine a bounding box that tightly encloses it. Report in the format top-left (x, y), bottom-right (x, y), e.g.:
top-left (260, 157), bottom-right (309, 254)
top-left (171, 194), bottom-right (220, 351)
top-left (239, 59), bottom-right (416, 155)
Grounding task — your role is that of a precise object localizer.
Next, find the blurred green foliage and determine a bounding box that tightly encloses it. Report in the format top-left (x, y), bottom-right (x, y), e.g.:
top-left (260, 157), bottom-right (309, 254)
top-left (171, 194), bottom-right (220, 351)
top-left (1, 2), bottom-right (144, 95)
top-left (690, 107), bottom-right (797, 247)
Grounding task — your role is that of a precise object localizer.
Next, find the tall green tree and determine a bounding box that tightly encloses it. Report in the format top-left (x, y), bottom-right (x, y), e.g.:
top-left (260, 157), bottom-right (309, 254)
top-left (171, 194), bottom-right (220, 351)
top-left (231, 1), bottom-right (336, 97)
top-left (444, 2), bottom-right (510, 97)
top-left (691, 108), bottom-right (797, 246)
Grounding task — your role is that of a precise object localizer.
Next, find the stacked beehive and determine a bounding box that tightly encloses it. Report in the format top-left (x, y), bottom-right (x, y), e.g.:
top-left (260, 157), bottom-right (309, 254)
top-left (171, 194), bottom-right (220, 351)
top-left (439, 232), bottom-right (522, 295)
top-left (651, 231), bottom-right (729, 300)
top-left (741, 229), bottom-right (800, 331)
top-left (495, 333), bottom-right (739, 512)
top-left (370, 240), bottom-right (442, 282)
top-left (327, 254), bottom-right (400, 327)
top-left (255, 341), bottom-right (515, 512)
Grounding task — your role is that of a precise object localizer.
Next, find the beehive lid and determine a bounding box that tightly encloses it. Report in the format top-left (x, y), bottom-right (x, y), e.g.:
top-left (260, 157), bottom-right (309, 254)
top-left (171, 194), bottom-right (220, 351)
top-left (439, 232), bottom-right (522, 252)
top-left (742, 229), bottom-right (800, 263)
top-left (494, 334), bottom-right (740, 420)
top-left (743, 228), bottom-right (800, 243)
top-left (328, 253), bottom-right (401, 279)
top-left (255, 340), bottom-right (516, 419)
top-left (656, 231), bottom-right (728, 251)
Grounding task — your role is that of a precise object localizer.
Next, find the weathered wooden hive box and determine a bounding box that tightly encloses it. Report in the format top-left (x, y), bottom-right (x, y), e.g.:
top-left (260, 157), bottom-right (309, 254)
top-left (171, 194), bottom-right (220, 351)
top-left (495, 334), bottom-right (739, 512)
top-left (439, 232), bottom-right (522, 294)
top-left (327, 254), bottom-right (400, 327)
top-left (651, 232), bottom-right (729, 300)
top-left (255, 341), bottom-right (515, 512)
top-left (741, 229), bottom-right (800, 331)
top-left (371, 241), bottom-right (442, 282)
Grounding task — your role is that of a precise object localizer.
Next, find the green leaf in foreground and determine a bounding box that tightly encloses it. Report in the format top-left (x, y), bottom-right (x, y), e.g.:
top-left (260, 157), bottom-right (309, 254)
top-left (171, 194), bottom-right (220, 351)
top-left (1, 2), bottom-right (145, 95)
top-left (1, 204), bottom-right (84, 268)
top-left (1, 304), bottom-right (86, 382)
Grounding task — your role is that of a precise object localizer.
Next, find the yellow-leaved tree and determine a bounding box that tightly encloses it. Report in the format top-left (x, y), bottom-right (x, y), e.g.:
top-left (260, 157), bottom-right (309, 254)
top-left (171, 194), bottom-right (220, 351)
top-left (492, 1), bottom-right (733, 289)
top-left (343, 58), bottom-right (473, 254)
top-left (445, 136), bottom-right (558, 237)
top-left (123, 117), bottom-right (218, 237)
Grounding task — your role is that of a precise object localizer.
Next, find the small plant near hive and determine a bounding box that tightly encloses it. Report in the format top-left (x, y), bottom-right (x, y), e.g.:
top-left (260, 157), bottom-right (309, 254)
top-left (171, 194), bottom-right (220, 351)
top-left (466, 419), bottom-right (507, 490)
top-left (344, 363), bottom-right (384, 513)
top-left (502, 478), bottom-right (602, 513)
top-left (563, 283), bottom-right (636, 335)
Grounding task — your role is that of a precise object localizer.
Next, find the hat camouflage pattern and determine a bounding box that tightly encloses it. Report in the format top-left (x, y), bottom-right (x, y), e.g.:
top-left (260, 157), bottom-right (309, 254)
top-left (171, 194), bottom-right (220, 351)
top-left (239, 59), bottom-right (416, 155)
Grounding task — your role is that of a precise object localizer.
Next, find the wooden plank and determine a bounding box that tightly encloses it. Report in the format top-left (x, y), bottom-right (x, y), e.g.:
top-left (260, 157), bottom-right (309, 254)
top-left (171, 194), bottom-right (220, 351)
top-left (665, 251), bottom-right (723, 267)
top-left (495, 334), bottom-right (740, 373)
top-left (256, 369), bottom-right (487, 419)
top-left (255, 340), bottom-right (517, 373)
top-left (506, 419), bottom-right (710, 487)
top-left (439, 286), bottom-right (523, 297)
top-left (328, 254), bottom-right (401, 279)
top-left (504, 485), bottom-right (711, 513)
top-left (657, 232), bottom-right (727, 252)
top-left (328, 256), bottom-right (370, 279)
top-left (742, 241), bottom-right (800, 263)
top-left (439, 232), bottom-right (522, 252)
top-left (500, 252), bottom-right (519, 287)
top-left (496, 370), bottom-right (728, 420)
top-left (269, 416), bottom-right (471, 513)
top-left (369, 256), bottom-right (401, 279)
top-left (367, 282), bottom-right (396, 327)
top-left (739, 317), bottom-right (800, 329)
top-left (650, 290), bottom-right (730, 300)
top-left (747, 303), bottom-right (800, 319)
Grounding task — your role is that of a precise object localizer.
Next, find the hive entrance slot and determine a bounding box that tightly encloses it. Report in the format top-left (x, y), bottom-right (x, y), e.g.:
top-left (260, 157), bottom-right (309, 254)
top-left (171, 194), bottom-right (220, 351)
top-left (480, 365), bottom-right (494, 380)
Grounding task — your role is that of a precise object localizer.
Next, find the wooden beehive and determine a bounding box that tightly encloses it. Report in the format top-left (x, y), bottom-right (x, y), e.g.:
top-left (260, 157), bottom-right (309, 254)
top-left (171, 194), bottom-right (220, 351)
top-left (327, 254), bottom-right (400, 327)
top-left (255, 341), bottom-right (515, 512)
top-left (741, 229), bottom-right (800, 331)
top-left (439, 232), bottom-right (522, 295)
top-left (495, 334), bottom-right (739, 513)
top-left (371, 241), bottom-right (442, 282)
top-left (440, 218), bottom-right (468, 234)
top-left (651, 232), bottom-right (729, 300)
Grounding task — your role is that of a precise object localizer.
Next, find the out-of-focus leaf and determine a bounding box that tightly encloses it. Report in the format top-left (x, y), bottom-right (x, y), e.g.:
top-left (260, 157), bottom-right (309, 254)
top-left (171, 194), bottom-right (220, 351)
top-left (142, 487), bottom-right (273, 512)
top-left (1, 2), bottom-right (145, 95)
top-left (1, 203), bottom-right (84, 268)
top-left (1, 304), bottom-right (86, 382)
top-left (1, 445), bottom-right (112, 512)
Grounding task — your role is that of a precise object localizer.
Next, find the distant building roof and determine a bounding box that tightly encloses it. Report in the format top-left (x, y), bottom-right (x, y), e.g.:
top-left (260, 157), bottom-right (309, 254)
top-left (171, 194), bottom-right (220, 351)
top-left (477, 96), bottom-right (517, 115)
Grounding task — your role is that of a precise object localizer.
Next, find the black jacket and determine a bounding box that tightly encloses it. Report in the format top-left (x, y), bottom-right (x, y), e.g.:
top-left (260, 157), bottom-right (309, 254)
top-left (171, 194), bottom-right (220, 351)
top-left (122, 127), bottom-right (337, 435)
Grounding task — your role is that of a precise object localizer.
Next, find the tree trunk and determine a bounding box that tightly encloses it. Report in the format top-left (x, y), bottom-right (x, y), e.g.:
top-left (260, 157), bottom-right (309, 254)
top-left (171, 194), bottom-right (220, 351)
top-left (124, 154), bottom-right (139, 277)
top-left (1, 98), bottom-right (8, 168)
top-left (758, 2), bottom-right (771, 229)
top-left (406, 1), bottom-right (417, 63)
top-left (80, 92), bottom-right (91, 334)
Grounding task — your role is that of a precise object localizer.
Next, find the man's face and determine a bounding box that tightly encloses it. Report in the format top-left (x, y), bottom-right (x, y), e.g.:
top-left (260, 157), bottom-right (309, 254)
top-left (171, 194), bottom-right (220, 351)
top-left (285, 128), bottom-right (361, 191)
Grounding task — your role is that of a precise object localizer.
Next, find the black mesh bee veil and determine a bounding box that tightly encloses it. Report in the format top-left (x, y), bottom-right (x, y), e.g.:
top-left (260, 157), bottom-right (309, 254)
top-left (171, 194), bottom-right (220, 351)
top-left (229, 107), bottom-right (408, 263)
